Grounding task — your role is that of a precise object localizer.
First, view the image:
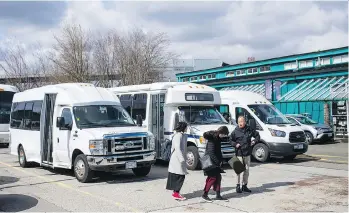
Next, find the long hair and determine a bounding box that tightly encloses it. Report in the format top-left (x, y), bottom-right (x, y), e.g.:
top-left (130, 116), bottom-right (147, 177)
top-left (174, 122), bottom-right (188, 133)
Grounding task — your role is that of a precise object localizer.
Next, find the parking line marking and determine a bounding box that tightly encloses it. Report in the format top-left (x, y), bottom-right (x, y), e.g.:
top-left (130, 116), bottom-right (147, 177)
top-left (319, 158), bottom-right (348, 164)
top-left (308, 154), bottom-right (348, 159)
top-left (0, 161), bottom-right (141, 212)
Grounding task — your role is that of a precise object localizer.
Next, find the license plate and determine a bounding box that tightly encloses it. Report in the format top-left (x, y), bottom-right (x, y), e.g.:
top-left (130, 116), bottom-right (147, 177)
top-left (328, 133), bottom-right (332, 137)
top-left (125, 161), bottom-right (137, 169)
top-left (294, 144), bottom-right (304, 149)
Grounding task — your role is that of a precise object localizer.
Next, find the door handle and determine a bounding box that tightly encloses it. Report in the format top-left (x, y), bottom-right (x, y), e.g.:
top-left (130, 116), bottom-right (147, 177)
top-left (57, 138), bottom-right (59, 143)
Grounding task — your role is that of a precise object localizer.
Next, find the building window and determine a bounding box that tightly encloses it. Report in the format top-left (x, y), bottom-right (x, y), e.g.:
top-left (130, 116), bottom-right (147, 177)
top-left (226, 71), bottom-right (234, 77)
top-left (316, 57), bottom-right (331, 66)
top-left (284, 62), bottom-right (298, 70)
top-left (299, 60), bottom-right (313, 68)
top-left (207, 74), bottom-right (216, 79)
top-left (191, 76), bottom-right (198, 81)
top-left (236, 70), bottom-right (246, 76)
top-left (333, 55), bottom-right (348, 64)
top-left (260, 66), bottom-right (271, 73)
top-left (247, 68), bottom-right (258, 75)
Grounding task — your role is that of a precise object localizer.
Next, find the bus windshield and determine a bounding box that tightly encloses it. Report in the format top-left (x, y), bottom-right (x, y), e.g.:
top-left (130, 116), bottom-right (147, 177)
top-left (248, 104), bottom-right (291, 125)
top-left (73, 105), bottom-right (136, 129)
top-left (179, 106), bottom-right (228, 125)
top-left (0, 91), bottom-right (15, 124)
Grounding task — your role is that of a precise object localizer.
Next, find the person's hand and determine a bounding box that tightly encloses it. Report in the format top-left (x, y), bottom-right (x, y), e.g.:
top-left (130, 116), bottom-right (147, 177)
top-left (236, 143), bottom-right (241, 148)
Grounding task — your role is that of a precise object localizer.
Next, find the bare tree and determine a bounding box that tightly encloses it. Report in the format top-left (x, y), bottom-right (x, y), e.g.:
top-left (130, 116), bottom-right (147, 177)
top-left (92, 31), bottom-right (119, 87)
top-left (49, 23), bottom-right (93, 83)
top-left (0, 44), bottom-right (47, 91)
top-left (114, 28), bottom-right (175, 86)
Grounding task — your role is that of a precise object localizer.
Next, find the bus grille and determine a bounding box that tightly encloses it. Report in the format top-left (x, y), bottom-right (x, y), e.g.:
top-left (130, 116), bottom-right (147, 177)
top-left (289, 131), bottom-right (306, 143)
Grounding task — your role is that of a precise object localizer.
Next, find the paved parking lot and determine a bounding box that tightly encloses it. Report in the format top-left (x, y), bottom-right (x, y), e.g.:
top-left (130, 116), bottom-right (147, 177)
top-left (0, 142), bottom-right (348, 212)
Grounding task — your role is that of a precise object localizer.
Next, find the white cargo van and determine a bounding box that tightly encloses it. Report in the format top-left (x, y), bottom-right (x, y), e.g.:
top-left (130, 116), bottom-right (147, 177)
top-left (0, 84), bottom-right (19, 147)
top-left (109, 82), bottom-right (235, 170)
top-left (218, 90), bottom-right (308, 162)
top-left (10, 83), bottom-right (156, 182)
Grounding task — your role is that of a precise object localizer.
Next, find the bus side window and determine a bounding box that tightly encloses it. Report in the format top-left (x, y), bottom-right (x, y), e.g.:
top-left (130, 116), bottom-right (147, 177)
top-left (11, 102), bottom-right (25, 129)
top-left (235, 107), bottom-right (253, 123)
top-left (119, 94), bottom-right (132, 116)
top-left (132, 93), bottom-right (147, 121)
top-left (24, 102), bottom-right (34, 129)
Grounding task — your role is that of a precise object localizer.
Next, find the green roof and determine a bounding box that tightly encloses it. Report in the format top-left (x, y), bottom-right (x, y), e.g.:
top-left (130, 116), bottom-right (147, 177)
top-left (277, 76), bottom-right (348, 102)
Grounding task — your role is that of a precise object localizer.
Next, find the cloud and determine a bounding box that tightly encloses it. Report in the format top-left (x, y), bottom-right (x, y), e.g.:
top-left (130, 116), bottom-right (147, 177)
top-left (0, 0), bottom-right (347, 66)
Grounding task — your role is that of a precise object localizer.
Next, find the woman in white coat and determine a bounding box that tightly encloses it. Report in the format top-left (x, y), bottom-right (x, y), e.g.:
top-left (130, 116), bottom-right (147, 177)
top-left (166, 122), bottom-right (188, 200)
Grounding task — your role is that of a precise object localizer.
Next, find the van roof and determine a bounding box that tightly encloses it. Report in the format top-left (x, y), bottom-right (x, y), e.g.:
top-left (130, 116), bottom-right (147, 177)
top-left (109, 82), bottom-right (216, 93)
top-left (220, 90), bottom-right (270, 105)
top-left (0, 84), bottom-right (19, 92)
top-left (13, 83), bottom-right (119, 106)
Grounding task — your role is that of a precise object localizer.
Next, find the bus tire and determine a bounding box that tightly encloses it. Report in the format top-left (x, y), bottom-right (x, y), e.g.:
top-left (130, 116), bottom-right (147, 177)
top-left (186, 146), bottom-right (200, 170)
top-left (132, 166), bottom-right (151, 177)
top-left (252, 143), bottom-right (270, 162)
top-left (73, 154), bottom-right (94, 183)
top-left (18, 146), bottom-right (29, 168)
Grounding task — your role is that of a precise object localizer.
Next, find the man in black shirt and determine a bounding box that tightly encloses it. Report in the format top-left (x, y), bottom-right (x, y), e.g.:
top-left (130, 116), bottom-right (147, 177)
top-left (229, 116), bottom-right (260, 193)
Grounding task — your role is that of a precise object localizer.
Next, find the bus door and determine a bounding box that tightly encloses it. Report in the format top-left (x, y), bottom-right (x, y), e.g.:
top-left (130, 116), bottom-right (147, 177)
top-left (150, 93), bottom-right (165, 158)
top-left (41, 93), bottom-right (57, 166)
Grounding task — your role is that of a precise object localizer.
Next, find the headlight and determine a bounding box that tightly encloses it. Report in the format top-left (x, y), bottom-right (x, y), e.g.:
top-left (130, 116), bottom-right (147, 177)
top-left (313, 127), bottom-right (323, 132)
top-left (89, 139), bottom-right (105, 155)
top-left (268, 128), bottom-right (286, 137)
top-left (199, 136), bottom-right (206, 144)
top-left (148, 136), bottom-right (155, 150)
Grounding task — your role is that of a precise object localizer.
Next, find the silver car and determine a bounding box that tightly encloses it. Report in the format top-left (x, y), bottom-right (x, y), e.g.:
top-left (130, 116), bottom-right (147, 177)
top-left (286, 114), bottom-right (334, 145)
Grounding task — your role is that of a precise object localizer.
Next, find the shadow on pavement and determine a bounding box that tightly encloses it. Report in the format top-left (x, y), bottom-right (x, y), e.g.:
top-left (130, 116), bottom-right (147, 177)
top-left (183, 181), bottom-right (294, 200)
top-left (0, 176), bottom-right (19, 186)
top-left (0, 194), bottom-right (38, 212)
top-left (42, 166), bottom-right (168, 184)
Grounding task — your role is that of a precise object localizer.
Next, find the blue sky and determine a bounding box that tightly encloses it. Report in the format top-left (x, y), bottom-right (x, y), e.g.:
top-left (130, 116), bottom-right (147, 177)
top-left (0, 1), bottom-right (348, 64)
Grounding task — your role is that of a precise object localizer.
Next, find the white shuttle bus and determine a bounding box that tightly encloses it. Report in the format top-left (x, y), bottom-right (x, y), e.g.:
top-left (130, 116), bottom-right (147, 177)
top-left (10, 83), bottom-right (156, 182)
top-left (109, 82), bottom-right (235, 170)
top-left (218, 90), bottom-right (308, 162)
top-left (0, 84), bottom-right (19, 147)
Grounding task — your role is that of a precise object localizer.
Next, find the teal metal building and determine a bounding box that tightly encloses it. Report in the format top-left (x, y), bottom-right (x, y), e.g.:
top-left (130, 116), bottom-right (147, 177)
top-left (176, 47), bottom-right (348, 136)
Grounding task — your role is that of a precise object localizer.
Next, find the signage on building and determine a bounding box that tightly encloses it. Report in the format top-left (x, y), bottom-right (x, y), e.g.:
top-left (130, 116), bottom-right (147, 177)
top-left (264, 80), bottom-right (272, 100)
top-left (274, 80), bottom-right (282, 101)
top-left (247, 57), bottom-right (255, 62)
top-left (332, 101), bottom-right (348, 137)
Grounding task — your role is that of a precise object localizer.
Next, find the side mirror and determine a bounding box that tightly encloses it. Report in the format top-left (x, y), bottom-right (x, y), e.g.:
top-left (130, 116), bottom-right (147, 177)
top-left (136, 115), bottom-right (143, 126)
top-left (249, 119), bottom-right (256, 130)
top-left (56, 117), bottom-right (65, 128)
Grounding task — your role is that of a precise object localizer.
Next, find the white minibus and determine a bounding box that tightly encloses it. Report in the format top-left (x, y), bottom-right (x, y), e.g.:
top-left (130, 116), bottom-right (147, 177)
top-left (10, 83), bottom-right (156, 182)
top-left (109, 82), bottom-right (235, 170)
top-left (0, 84), bottom-right (19, 147)
top-left (218, 90), bottom-right (308, 162)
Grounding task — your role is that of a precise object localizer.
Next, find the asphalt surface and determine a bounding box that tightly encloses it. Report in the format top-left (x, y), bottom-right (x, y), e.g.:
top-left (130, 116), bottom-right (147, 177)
top-left (0, 141), bottom-right (348, 212)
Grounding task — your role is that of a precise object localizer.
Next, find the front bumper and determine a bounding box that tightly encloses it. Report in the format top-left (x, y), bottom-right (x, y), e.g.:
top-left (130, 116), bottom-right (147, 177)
top-left (0, 132), bottom-right (10, 144)
top-left (315, 131), bottom-right (334, 141)
top-left (268, 142), bottom-right (308, 157)
top-left (87, 151), bottom-right (156, 172)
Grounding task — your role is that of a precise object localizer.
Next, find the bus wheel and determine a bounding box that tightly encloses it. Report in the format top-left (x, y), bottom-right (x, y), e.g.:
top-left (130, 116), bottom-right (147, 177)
top-left (252, 143), bottom-right (270, 162)
top-left (132, 166), bottom-right (151, 177)
top-left (18, 146), bottom-right (29, 168)
top-left (74, 154), bottom-right (94, 183)
top-left (186, 146), bottom-right (199, 170)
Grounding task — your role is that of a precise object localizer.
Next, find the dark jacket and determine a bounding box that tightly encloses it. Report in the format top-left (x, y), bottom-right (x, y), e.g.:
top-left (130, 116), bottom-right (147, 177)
top-left (203, 130), bottom-right (225, 176)
top-left (230, 126), bottom-right (260, 157)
